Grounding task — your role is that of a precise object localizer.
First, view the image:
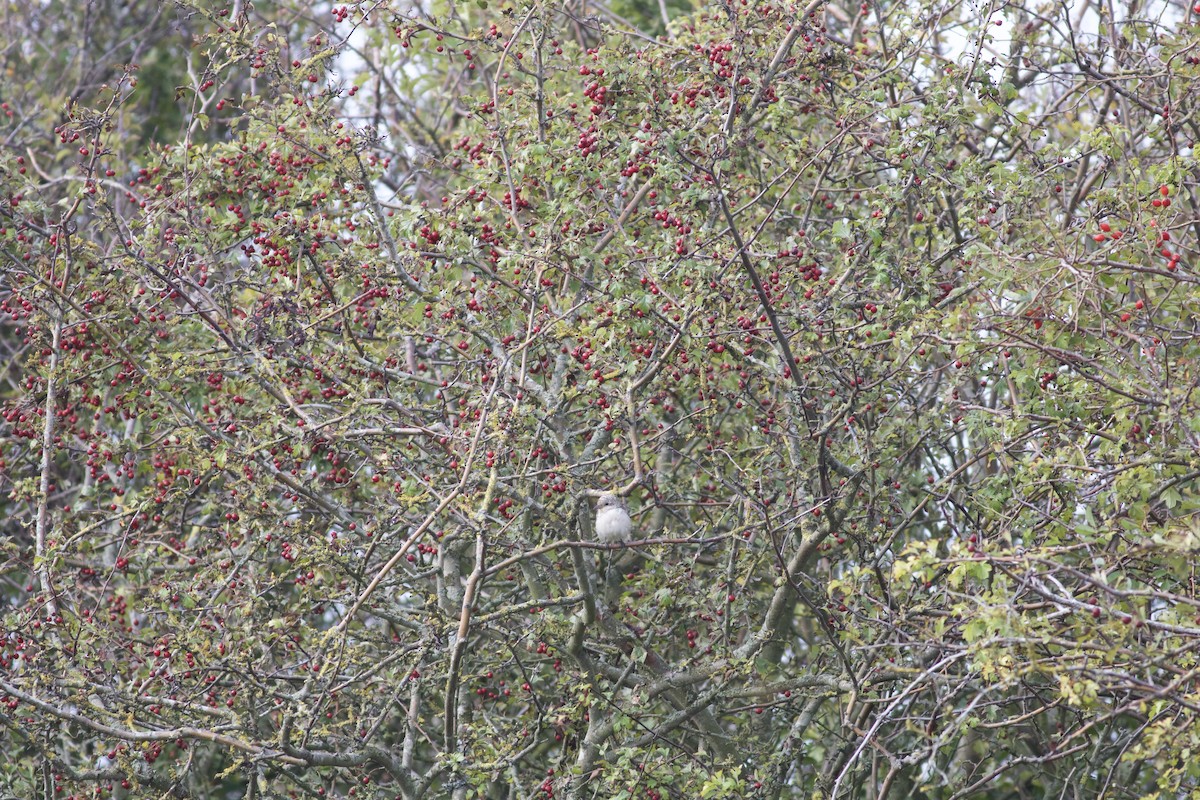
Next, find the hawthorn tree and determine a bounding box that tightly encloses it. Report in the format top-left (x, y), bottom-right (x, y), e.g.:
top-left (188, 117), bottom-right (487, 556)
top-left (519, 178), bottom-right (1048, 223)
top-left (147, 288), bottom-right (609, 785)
top-left (2, 0), bottom-right (1200, 798)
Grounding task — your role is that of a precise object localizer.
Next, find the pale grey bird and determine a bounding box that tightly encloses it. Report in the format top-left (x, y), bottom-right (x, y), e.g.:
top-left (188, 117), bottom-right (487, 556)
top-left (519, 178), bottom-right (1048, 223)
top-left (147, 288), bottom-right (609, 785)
top-left (595, 494), bottom-right (632, 545)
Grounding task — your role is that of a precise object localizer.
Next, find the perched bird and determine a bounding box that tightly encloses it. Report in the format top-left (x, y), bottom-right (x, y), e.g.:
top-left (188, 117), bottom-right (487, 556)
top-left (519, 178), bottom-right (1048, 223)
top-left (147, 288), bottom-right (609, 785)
top-left (595, 494), bottom-right (632, 545)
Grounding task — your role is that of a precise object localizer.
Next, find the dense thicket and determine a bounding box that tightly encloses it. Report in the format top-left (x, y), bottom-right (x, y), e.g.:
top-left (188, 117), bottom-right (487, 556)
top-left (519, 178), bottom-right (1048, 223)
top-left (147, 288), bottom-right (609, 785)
top-left (2, 0), bottom-right (1200, 798)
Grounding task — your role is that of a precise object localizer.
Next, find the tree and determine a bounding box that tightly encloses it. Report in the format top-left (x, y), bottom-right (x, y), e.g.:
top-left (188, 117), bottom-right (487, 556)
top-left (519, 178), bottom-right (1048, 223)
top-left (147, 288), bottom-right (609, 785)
top-left (2, 0), bottom-right (1200, 797)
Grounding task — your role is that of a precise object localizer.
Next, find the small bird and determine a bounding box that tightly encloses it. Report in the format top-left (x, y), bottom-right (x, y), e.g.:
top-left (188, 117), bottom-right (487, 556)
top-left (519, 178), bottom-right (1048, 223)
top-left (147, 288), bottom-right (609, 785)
top-left (594, 494), bottom-right (632, 545)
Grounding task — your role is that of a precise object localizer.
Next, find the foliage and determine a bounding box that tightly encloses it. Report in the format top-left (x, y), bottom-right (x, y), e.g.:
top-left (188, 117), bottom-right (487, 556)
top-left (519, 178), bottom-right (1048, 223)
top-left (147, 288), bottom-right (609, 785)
top-left (2, 0), bottom-right (1200, 798)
